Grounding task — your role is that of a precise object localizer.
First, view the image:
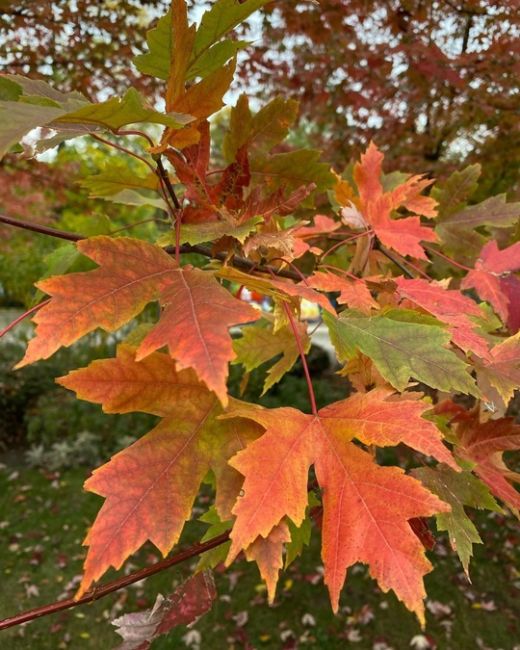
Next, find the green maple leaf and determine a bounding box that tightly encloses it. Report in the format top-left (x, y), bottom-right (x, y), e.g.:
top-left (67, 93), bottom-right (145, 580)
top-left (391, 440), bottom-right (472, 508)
top-left (413, 466), bottom-right (502, 574)
top-left (324, 310), bottom-right (478, 395)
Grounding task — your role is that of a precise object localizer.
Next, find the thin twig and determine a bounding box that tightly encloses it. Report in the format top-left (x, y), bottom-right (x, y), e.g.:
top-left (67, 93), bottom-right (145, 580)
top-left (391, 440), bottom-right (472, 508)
top-left (423, 244), bottom-right (473, 272)
top-left (0, 300), bottom-right (50, 339)
top-left (155, 156), bottom-right (181, 210)
top-left (154, 155), bottom-right (183, 262)
top-left (0, 214), bottom-right (82, 242)
top-left (373, 241), bottom-right (415, 279)
top-left (0, 532), bottom-right (230, 631)
top-left (91, 133), bottom-right (156, 174)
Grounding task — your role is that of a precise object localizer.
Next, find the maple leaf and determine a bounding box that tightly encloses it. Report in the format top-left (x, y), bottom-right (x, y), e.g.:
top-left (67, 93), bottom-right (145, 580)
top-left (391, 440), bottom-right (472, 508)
top-left (412, 466), bottom-right (502, 575)
top-left (112, 570), bottom-right (216, 650)
top-left (306, 271), bottom-right (378, 313)
top-left (351, 142), bottom-right (438, 259)
top-left (136, 266), bottom-right (259, 405)
top-left (461, 241), bottom-right (520, 325)
top-left (224, 94), bottom-right (300, 162)
top-left (17, 237), bottom-right (176, 368)
top-left (244, 521), bottom-right (291, 604)
top-left (476, 333), bottom-right (520, 412)
top-left (324, 310), bottom-right (478, 395)
top-left (438, 402), bottom-right (520, 513)
top-left (394, 277), bottom-right (489, 359)
top-left (232, 318), bottom-right (311, 394)
top-left (58, 346), bottom-right (262, 595)
top-left (18, 236), bottom-right (259, 404)
top-left (432, 164), bottom-right (480, 217)
top-left (223, 389), bottom-right (454, 622)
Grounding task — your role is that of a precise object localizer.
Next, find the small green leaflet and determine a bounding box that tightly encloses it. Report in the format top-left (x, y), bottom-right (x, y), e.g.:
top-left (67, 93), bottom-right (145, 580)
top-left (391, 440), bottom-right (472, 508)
top-left (80, 165), bottom-right (167, 211)
top-left (412, 466), bottom-right (502, 574)
top-left (233, 318), bottom-right (311, 395)
top-left (324, 310), bottom-right (478, 395)
top-left (134, 0), bottom-right (269, 82)
top-left (196, 508), bottom-right (232, 572)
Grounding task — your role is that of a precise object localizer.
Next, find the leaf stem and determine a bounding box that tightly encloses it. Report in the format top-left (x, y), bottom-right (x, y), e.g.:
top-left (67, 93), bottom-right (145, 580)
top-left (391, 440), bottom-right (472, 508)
top-left (0, 532), bottom-right (230, 631)
top-left (0, 299), bottom-right (50, 339)
top-left (116, 128), bottom-right (155, 148)
top-left (268, 269), bottom-right (318, 415)
top-left (373, 241), bottom-right (415, 279)
top-left (424, 244), bottom-right (473, 272)
top-left (319, 230), bottom-right (373, 261)
top-left (90, 133), bottom-right (156, 174)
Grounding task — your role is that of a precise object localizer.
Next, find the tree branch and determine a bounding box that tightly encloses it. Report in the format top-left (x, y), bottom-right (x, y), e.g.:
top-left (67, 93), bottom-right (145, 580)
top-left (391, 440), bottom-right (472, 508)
top-left (0, 214), bottom-right (83, 242)
top-left (0, 532), bottom-right (230, 631)
top-left (0, 213), bottom-right (302, 281)
top-left (373, 241), bottom-right (415, 279)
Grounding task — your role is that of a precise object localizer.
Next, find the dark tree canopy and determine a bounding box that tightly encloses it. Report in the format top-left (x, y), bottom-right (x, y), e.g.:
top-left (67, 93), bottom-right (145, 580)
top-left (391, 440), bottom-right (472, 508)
top-left (248, 0), bottom-right (520, 196)
top-left (0, 0), bottom-right (169, 97)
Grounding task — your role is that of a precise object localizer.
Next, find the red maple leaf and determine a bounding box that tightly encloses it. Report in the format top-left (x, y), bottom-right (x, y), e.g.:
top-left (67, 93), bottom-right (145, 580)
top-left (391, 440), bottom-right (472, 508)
top-left (461, 241), bottom-right (520, 326)
top-left (395, 276), bottom-right (489, 358)
top-left (437, 401), bottom-right (520, 512)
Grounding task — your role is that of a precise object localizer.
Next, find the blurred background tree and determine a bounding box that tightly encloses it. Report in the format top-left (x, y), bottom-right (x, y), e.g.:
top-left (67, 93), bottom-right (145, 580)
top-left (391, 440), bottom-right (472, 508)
top-left (245, 0), bottom-right (520, 197)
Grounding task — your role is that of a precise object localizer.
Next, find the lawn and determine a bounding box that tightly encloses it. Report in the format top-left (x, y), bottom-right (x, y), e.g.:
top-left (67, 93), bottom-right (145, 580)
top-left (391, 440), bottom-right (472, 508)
top-left (0, 464), bottom-right (518, 649)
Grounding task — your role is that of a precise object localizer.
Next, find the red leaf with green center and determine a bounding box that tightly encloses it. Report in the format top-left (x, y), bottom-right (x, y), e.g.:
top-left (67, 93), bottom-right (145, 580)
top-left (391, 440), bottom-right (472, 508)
top-left (438, 402), bottom-right (520, 512)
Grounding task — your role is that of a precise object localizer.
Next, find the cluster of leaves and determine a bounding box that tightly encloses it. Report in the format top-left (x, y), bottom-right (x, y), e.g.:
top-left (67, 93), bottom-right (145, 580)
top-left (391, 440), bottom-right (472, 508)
top-left (1, 0), bottom-right (519, 637)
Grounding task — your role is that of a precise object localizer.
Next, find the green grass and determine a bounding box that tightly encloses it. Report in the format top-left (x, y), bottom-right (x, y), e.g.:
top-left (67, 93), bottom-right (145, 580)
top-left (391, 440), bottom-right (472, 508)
top-left (0, 465), bottom-right (518, 649)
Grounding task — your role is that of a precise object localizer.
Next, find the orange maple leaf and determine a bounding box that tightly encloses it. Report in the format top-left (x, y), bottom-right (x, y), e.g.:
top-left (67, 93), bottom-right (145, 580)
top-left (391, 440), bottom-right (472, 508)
top-left (136, 266), bottom-right (259, 405)
top-left (223, 389), bottom-right (454, 622)
top-left (17, 237), bottom-right (175, 368)
top-left (58, 345), bottom-right (262, 596)
top-left (306, 270), bottom-right (378, 313)
top-left (352, 142), bottom-right (438, 260)
top-left (18, 236), bottom-right (259, 404)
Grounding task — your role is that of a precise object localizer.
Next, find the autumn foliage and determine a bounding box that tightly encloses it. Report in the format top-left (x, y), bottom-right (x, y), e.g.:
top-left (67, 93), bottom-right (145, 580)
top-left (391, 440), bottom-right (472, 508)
top-left (0, 0), bottom-right (519, 638)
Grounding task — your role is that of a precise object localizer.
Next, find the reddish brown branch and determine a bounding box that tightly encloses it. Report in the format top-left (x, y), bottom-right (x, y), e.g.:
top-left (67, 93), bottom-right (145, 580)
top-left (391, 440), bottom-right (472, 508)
top-left (0, 214), bottom-right (83, 242)
top-left (0, 532), bottom-right (230, 631)
top-left (0, 213), bottom-right (302, 281)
